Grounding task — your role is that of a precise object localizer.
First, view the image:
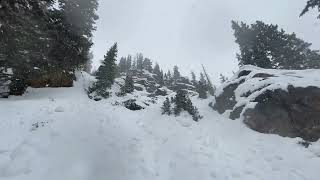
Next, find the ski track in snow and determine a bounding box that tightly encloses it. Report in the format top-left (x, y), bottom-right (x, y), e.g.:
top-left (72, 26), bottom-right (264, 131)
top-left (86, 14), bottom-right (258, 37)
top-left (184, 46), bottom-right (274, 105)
top-left (0, 75), bottom-right (320, 180)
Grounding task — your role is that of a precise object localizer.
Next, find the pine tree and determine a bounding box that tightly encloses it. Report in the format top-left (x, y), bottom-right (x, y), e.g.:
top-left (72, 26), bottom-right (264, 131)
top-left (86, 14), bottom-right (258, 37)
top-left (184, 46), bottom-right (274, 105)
top-left (153, 63), bottom-right (163, 85)
top-left (197, 73), bottom-right (208, 99)
top-left (0, 0), bottom-right (55, 95)
top-left (173, 89), bottom-right (202, 121)
top-left (131, 60), bottom-right (137, 70)
top-left (191, 71), bottom-right (197, 86)
top-left (118, 57), bottom-right (127, 73)
top-left (202, 65), bottom-right (215, 96)
top-left (300, 0), bottom-right (320, 19)
top-left (165, 70), bottom-right (173, 86)
top-left (121, 73), bottom-right (134, 94)
top-left (50, 0), bottom-right (99, 70)
top-left (126, 55), bottom-right (132, 71)
top-left (220, 74), bottom-right (228, 83)
top-left (174, 90), bottom-right (187, 116)
top-left (143, 58), bottom-right (153, 72)
top-left (161, 97), bottom-right (172, 115)
top-left (231, 20), bottom-right (320, 69)
top-left (88, 43), bottom-right (118, 99)
top-left (136, 53), bottom-right (144, 72)
top-left (173, 66), bottom-right (181, 82)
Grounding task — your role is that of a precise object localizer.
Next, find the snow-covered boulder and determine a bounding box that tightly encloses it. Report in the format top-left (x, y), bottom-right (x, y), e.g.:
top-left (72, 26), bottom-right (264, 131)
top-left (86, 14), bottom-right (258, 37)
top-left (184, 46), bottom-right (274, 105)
top-left (213, 65), bottom-right (320, 141)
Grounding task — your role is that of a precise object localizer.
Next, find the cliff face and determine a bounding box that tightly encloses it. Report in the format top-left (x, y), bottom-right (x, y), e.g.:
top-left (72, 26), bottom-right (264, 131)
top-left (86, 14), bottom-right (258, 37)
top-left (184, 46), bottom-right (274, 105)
top-left (213, 65), bottom-right (320, 142)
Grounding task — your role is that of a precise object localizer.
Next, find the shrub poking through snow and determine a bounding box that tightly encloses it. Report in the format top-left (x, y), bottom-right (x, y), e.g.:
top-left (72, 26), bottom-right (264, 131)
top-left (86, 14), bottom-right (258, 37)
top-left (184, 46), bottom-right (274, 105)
top-left (161, 97), bottom-right (172, 115)
top-left (173, 90), bottom-right (202, 122)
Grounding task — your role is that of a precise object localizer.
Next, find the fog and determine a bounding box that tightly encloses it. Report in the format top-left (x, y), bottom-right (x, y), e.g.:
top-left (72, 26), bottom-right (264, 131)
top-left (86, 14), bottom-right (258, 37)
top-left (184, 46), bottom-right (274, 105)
top-left (92, 0), bottom-right (319, 83)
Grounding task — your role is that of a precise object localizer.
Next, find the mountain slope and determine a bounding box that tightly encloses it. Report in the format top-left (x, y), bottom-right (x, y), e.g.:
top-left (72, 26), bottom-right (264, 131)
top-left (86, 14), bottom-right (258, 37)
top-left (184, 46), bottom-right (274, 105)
top-left (0, 72), bottom-right (320, 180)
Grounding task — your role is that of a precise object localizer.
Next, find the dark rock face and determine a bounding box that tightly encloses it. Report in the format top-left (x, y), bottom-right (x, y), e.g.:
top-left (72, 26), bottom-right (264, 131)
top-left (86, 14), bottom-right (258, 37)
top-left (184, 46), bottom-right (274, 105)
top-left (123, 99), bottom-right (144, 111)
top-left (214, 67), bottom-right (320, 142)
top-left (238, 70), bottom-right (251, 78)
top-left (154, 88), bottom-right (167, 96)
top-left (213, 79), bottom-right (244, 114)
top-left (243, 86), bottom-right (320, 142)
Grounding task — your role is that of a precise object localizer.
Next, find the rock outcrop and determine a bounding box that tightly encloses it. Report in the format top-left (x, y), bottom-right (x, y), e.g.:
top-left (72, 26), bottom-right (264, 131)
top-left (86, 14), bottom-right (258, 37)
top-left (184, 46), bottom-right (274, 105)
top-left (213, 65), bottom-right (320, 142)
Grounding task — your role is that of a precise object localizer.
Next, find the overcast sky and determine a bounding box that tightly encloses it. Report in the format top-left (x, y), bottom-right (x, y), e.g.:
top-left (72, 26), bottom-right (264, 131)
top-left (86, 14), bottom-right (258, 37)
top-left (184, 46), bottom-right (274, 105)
top-left (92, 0), bottom-right (319, 84)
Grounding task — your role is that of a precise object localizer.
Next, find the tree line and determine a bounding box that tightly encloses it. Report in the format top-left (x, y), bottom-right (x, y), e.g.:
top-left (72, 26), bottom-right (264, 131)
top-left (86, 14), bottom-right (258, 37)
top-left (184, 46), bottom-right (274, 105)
top-left (88, 43), bottom-right (215, 100)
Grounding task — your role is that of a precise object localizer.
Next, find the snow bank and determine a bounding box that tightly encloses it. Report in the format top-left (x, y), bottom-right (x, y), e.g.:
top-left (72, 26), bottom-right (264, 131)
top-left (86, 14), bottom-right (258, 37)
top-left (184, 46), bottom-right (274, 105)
top-left (0, 71), bottom-right (320, 180)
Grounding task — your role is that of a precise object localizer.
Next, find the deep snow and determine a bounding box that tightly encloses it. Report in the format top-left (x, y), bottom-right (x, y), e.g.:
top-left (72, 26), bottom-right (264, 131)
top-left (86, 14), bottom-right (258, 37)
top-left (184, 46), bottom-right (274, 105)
top-left (0, 72), bottom-right (320, 180)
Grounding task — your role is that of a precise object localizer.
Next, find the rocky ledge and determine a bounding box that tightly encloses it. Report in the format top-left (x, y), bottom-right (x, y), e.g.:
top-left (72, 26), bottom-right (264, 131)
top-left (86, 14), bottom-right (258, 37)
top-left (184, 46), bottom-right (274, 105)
top-left (213, 65), bottom-right (320, 142)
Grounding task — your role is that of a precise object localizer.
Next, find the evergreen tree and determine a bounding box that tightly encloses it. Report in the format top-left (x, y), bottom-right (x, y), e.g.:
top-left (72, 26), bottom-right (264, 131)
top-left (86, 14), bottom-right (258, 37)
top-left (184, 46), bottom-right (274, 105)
top-left (143, 58), bottom-right (153, 72)
top-left (153, 63), bottom-right (161, 75)
top-left (300, 0), bottom-right (320, 19)
top-left (202, 65), bottom-right (215, 96)
top-left (88, 43), bottom-right (118, 99)
top-left (118, 57), bottom-right (127, 73)
top-left (173, 89), bottom-right (202, 121)
top-left (220, 74), bottom-right (228, 83)
top-left (232, 20), bottom-right (320, 69)
top-left (126, 55), bottom-right (132, 71)
top-left (161, 97), bottom-right (172, 115)
top-left (173, 66), bottom-right (181, 82)
top-left (191, 71), bottom-right (197, 86)
top-left (153, 63), bottom-right (164, 86)
top-left (131, 60), bottom-right (137, 70)
top-left (121, 73), bottom-right (134, 94)
top-left (136, 53), bottom-right (144, 72)
top-left (197, 73), bottom-right (208, 99)
top-left (50, 0), bottom-right (99, 70)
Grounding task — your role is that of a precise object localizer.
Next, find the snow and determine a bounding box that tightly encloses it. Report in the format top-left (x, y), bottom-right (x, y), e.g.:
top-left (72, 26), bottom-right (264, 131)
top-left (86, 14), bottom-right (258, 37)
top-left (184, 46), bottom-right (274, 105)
top-left (216, 65), bottom-right (320, 97)
top-left (0, 71), bottom-right (319, 180)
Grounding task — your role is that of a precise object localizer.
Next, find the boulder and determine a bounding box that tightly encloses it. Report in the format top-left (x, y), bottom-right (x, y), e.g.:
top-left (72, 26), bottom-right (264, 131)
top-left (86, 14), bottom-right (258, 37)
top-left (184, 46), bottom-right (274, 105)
top-left (213, 65), bottom-right (320, 142)
top-left (123, 99), bottom-right (144, 111)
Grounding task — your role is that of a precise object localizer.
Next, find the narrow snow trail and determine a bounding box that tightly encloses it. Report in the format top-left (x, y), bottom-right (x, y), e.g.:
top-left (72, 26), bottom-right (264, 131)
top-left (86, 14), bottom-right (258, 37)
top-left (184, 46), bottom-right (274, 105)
top-left (0, 76), bottom-right (320, 180)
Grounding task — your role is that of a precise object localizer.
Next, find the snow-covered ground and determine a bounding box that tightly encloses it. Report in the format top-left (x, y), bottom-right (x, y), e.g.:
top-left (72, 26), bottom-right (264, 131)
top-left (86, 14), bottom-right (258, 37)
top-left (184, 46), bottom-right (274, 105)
top-left (0, 72), bottom-right (320, 180)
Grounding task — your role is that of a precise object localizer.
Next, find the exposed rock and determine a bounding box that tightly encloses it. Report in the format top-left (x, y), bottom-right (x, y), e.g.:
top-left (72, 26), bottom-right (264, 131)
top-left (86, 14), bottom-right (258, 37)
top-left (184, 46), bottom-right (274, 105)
top-left (243, 86), bottom-right (320, 141)
top-left (123, 99), bottom-right (144, 111)
top-left (213, 65), bottom-right (320, 141)
top-left (154, 88), bottom-right (167, 96)
top-left (213, 79), bottom-right (244, 114)
top-left (28, 71), bottom-right (74, 88)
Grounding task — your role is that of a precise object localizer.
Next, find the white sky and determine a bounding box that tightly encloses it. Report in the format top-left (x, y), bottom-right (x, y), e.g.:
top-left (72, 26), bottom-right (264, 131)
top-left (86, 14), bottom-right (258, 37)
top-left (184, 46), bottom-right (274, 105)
top-left (92, 0), bottom-right (320, 84)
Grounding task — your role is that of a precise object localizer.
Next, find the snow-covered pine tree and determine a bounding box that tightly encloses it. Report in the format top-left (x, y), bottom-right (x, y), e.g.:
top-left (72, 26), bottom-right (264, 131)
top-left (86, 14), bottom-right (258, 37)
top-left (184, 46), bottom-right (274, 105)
top-left (126, 55), bottom-right (132, 72)
top-left (153, 63), bottom-right (164, 86)
top-left (173, 90), bottom-right (186, 116)
top-left (173, 66), bottom-right (181, 82)
top-left (185, 98), bottom-right (202, 122)
top-left (202, 65), bottom-right (215, 96)
top-left (197, 73), bottom-right (208, 99)
top-left (88, 43), bottom-right (118, 99)
top-left (118, 57), bottom-right (127, 73)
top-left (1, 0), bottom-right (54, 95)
top-left (173, 89), bottom-right (202, 121)
top-left (136, 53), bottom-right (144, 73)
top-left (161, 97), bottom-right (172, 115)
top-left (220, 74), bottom-right (228, 83)
top-left (143, 58), bottom-right (153, 72)
top-left (191, 71), bottom-right (197, 87)
top-left (121, 73), bottom-right (134, 94)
